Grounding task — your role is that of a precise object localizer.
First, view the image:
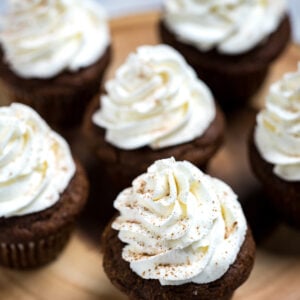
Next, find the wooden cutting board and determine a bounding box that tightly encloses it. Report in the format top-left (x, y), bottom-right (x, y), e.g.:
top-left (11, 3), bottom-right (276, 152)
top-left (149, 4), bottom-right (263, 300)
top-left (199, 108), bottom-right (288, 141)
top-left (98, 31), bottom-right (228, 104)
top-left (1, 12), bottom-right (300, 300)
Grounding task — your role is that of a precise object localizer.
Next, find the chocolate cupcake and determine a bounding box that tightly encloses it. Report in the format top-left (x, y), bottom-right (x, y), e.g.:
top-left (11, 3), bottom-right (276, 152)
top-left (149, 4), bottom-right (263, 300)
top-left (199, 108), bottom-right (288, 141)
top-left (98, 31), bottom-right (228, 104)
top-left (0, 103), bottom-right (88, 269)
top-left (102, 158), bottom-right (255, 300)
top-left (0, 0), bottom-right (111, 131)
top-left (249, 64), bottom-right (300, 228)
top-left (159, 0), bottom-right (290, 109)
top-left (83, 45), bottom-right (225, 193)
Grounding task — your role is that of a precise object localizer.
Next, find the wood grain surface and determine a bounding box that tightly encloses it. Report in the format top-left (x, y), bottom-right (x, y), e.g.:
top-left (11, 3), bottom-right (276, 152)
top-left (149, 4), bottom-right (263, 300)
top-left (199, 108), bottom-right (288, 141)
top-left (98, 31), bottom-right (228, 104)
top-left (1, 12), bottom-right (300, 300)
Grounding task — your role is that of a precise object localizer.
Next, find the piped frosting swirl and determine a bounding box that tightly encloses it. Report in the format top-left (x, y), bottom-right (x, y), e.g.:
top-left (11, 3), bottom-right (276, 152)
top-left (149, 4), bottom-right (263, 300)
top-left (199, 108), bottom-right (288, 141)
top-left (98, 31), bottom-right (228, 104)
top-left (112, 157), bottom-right (247, 285)
top-left (163, 0), bottom-right (286, 54)
top-left (92, 45), bottom-right (215, 150)
top-left (0, 103), bottom-right (75, 217)
top-left (0, 0), bottom-right (110, 78)
top-left (255, 63), bottom-right (300, 181)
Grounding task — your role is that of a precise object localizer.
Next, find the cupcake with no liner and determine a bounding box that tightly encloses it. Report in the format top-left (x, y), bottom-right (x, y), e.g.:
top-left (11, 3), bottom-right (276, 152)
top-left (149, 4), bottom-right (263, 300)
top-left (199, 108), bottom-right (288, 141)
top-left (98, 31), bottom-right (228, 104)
top-left (0, 0), bottom-right (111, 131)
top-left (102, 157), bottom-right (255, 300)
top-left (84, 44), bottom-right (225, 192)
top-left (159, 0), bottom-right (290, 109)
top-left (249, 64), bottom-right (300, 228)
top-left (0, 103), bottom-right (88, 269)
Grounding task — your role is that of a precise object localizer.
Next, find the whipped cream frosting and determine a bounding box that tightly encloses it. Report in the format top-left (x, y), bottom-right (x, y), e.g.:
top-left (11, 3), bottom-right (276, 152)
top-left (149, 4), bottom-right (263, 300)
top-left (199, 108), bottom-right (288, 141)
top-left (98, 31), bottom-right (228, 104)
top-left (164, 0), bottom-right (286, 54)
top-left (0, 103), bottom-right (75, 218)
top-left (0, 0), bottom-right (110, 78)
top-left (112, 157), bottom-right (247, 285)
top-left (255, 64), bottom-right (300, 181)
top-left (92, 45), bottom-right (215, 150)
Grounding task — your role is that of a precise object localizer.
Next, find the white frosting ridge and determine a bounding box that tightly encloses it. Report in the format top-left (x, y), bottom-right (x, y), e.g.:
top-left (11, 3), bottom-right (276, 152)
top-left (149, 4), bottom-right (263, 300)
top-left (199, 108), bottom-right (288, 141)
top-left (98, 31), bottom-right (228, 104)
top-left (255, 63), bottom-right (300, 181)
top-left (0, 0), bottom-right (110, 78)
top-left (164, 0), bottom-right (286, 54)
top-left (112, 157), bottom-right (247, 285)
top-left (0, 103), bottom-right (75, 217)
top-left (92, 45), bottom-right (216, 150)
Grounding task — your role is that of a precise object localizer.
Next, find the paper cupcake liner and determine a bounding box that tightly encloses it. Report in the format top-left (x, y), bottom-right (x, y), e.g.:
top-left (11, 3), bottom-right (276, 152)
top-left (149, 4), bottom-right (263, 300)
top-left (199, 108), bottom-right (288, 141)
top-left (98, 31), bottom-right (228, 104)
top-left (0, 225), bottom-right (73, 269)
top-left (129, 292), bottom-right (233, 300)
top-left (220, 292), bottom-right (234, 300)
top-left (14, 80), bottom-right (101, 131)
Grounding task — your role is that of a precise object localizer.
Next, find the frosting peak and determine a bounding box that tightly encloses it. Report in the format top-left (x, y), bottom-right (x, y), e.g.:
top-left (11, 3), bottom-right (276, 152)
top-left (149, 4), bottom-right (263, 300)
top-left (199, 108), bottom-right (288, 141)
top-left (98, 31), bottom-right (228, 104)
top-left (164, 0), bottom-right (286, 54)
top-left (112, 157), bottom-right (247, 285)
top-left (0, 103), bottom-right (75, 217)
top-left (255, 63), bottom-right (300, 181)
top-left (92, 45), bottom-right (216, 150)
top-left (0, 0), bottom-right (110, 78)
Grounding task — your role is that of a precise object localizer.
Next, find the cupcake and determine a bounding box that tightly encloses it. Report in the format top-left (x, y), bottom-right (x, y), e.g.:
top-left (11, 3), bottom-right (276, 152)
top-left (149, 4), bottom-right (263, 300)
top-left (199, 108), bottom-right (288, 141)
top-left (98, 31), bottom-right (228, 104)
top-left (0, 103), bottom-right (88, 269)
top-left (0, 0), bottom-right (111, 131)
top-left (83, 44), bottom-right (225, 193)
top-left (249, 64), bottom-right (300, 228)
top-left (159, 0), bottom-right (291, 109)
top-left (102, 157), bottom-right (255, 300)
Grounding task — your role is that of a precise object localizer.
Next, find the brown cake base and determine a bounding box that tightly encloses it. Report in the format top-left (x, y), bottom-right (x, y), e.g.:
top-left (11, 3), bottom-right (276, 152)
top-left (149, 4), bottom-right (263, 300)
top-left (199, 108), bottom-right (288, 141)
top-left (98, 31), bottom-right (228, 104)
top-left (240, 187), bottom-right (280, 244)
top-left (102, 220), bottom-right (255, 300)
top-left (76, 150), bottom-right (118, 231)
top-left (249, 133), bottom-right (300, 229)
top-left (0, 46), bottom-right (112, 131)
top-left (83, 96), bottom-right (225, 192)
top-left (159, 16), bottom-right (291, 110)
top-left (0, 160), bottom-right (89, 269)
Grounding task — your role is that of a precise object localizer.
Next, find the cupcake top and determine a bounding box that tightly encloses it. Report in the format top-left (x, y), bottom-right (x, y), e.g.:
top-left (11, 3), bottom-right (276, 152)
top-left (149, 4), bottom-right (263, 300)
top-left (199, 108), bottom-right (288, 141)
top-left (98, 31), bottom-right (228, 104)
top-left (0, 0), bottom-right (110, 79)
top-left (163, 0), bottom-right (286, 54)
top-left (255, 64), bottom-right (300, 181)
top-left (0, 103), bottom-right (75, 218)
top-left (112, 157), bottom-right (247, 285)
top-left (92, 45), bottom-right (216, 150)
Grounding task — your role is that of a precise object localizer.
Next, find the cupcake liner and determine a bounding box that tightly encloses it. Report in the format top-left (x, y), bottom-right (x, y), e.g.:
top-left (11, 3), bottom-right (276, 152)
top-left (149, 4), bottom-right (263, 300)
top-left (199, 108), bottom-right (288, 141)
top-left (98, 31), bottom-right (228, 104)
top-left (220, 292), bottom-right (234, 300)
top-left (0, 224), bottom-right (73, 269)
top-left (129, 291), bottom-right (233, 300)
top-left (14, 78), bottom-right (103, 131)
